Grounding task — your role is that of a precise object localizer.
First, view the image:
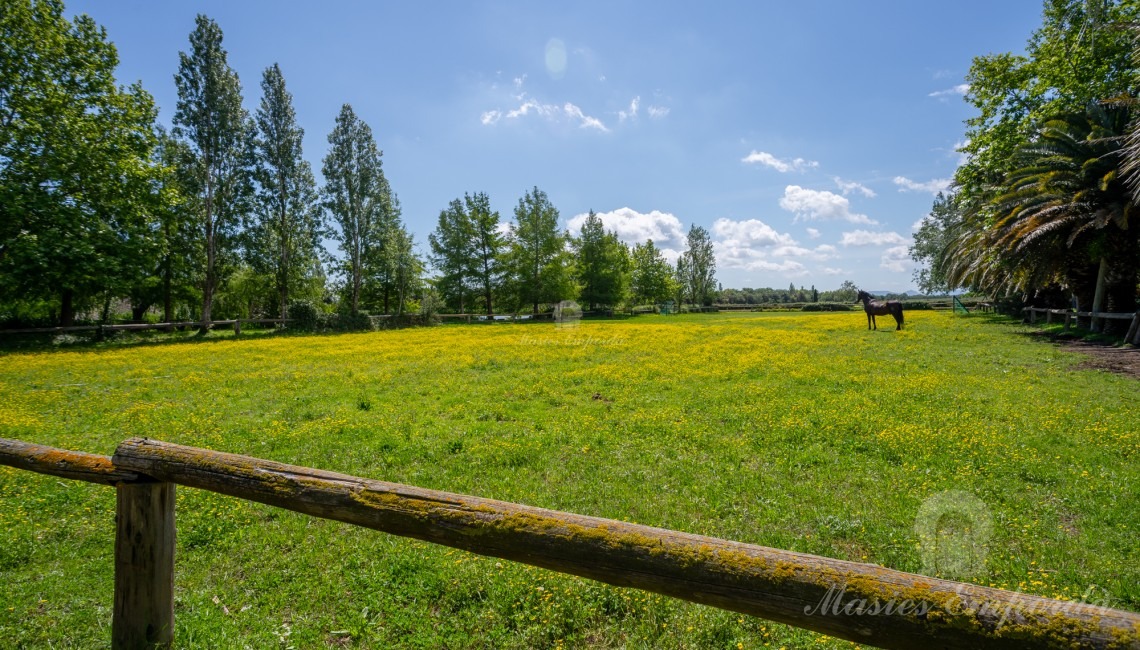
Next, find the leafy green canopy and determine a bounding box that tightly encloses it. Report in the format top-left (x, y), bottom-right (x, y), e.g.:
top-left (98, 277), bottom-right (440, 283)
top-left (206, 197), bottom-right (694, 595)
top-left (0, 0), bottom-right (162, 324)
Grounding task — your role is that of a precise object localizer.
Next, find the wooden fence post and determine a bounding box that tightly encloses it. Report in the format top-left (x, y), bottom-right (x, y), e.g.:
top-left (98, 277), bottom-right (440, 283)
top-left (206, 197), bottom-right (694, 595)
top-left (1127, 311), bottom-right (1140, 346)
top-left (113, 482), bottom-right (175, 650)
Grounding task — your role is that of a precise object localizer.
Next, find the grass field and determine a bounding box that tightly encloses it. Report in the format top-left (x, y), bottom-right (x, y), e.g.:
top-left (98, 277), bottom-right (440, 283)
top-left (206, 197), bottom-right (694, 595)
top-left (1, 311), bottom-right (1138, 648)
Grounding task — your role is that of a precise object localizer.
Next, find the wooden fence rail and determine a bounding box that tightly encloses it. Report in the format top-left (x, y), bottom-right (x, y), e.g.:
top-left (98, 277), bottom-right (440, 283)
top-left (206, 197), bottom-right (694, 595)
top-left (0, 318), bottom-right (291, 336)
top-left (2, 437), bottom-right (1139, 650)
top-left (1023, 307), bottom-right (1140, 344)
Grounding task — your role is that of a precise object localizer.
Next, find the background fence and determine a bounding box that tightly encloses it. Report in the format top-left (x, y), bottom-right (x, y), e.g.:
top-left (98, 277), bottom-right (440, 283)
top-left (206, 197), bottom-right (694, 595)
top-left (1024, 307), bottom-right (1140, 344)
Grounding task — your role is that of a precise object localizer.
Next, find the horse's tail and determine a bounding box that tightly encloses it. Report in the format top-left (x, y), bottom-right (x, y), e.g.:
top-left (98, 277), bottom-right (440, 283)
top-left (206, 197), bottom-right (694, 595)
top-left (896, 303), bottom-right (905, 328)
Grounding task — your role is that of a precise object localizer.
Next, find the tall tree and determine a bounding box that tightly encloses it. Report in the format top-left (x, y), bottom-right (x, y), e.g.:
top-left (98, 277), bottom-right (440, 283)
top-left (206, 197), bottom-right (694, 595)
top-left (957, 0), bottom-right (1136, 205)
top-left (129, 126), bottom-right (199, 323)
top-left (467, 192), bottom-right (505, 316)
top-left (250, 63), bottom-right (323, 319)
top-left (679, 225), bottom-right (717, 307)
top-left (574, 210), bottom-right (630, 310)
top-left (367, 192), bottom-right (418, 315)
top-left (429, 197), bottom-right (475, 312)
top-left (630, 240), bottom-right (676, 305)
top-left (173, 14), bottom-right (253, 329)
top-left (505, 187), bottom-right (574, 314)
top-left (322, 104), bottom-right (393, 314)
top-left (0, 0), bottom-right (162, 325)
top-left (909, 192), bottom-right (963, 295)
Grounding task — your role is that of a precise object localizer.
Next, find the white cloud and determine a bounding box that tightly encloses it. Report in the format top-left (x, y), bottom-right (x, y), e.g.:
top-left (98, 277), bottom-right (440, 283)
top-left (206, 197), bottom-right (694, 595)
top-left (567, 207), bottom-right (686, 251)
top-left (893, 176), bottom-right (951, 194)
top-left (712, 218), bottom-right (797, 249)
top-left (494, 221), bottom-right (512, 237)
top-left (806, 227), bottom-right (821, 239)
top-left (618, 96), bottom-right (640, 122)
top-left (928, 83), bottom-right (970, 99)
top-left (880, 246), bottom-right (912, 272)
top-left (834, 177), bottom-right (876, 198)
top-left (840, 230), bottom-right (909, 247)
top-left (711, 218), bottom-right (817, 276)
top-left (513, 74), bottom-right (527, 90)
top-left (481, 93), bottom-right (608, 132)
top-left (741, 150), bottom-right (819, 173)
top-left (912, 215), bottom-right (932, 231)
top-left (779, 185), bottom-right (877, 225)
top-left (822, 267), bottom-right (849, 276)
top-left (647, 105), bottom-right (669, 118)
top-left (563, 102), bottom-right (608, 131)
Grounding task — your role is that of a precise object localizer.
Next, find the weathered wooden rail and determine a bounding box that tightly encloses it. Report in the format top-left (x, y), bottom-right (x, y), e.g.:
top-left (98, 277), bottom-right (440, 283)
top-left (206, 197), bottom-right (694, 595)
top-left (1024, 307), bottom-right (1140, 344)
top-left (2, 438), bottom-right (1139, 650)
top-left (0, 318), bottom-right (291, 336)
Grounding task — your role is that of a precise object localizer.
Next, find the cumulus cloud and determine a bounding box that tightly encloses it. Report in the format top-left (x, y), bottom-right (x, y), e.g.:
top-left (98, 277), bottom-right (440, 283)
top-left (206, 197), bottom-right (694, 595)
top-left (834, 177), bottom-right (876, 198)
top-left (481, 93), bottom-right (608, 131)
top-left (880, 246), bottom-right (912, 272)
top-left (893, 176), bottom-right (951, 194)
top-left (840, 230), bottom-right (909, 247)
top-left (779, 185), bottom-right (877, 225)
top-left (710, 218), bottom-right (820, 276)
top-left (741, 151), bottom-right (819, 173)
top-left (822, 267), bottom-right (849, 276)
top-left (806, 227), bottom-right (821, 239)
top-left (567, 208), bottom-right (686, 253)
top-left (647, 105), bottom-right (669, 118)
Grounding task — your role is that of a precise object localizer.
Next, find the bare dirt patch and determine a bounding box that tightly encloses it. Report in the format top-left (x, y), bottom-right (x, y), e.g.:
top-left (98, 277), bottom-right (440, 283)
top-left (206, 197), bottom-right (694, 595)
top-left (1064, 340), bottom-right (1140, 379)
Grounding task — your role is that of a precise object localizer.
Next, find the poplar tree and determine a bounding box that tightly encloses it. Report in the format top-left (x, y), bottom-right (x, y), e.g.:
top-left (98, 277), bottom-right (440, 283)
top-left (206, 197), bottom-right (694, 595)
top-left (250, 63), bottom-right (323, 318)
top-left (679, 225), bottom-right (716, 307)
top-left (173, 14), bottom-right (253, 328)
top-left (322, 104), bottom-right (393, 314)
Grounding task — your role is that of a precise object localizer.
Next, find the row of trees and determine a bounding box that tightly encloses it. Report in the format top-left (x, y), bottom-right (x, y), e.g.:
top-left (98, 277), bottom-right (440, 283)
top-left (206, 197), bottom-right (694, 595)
top-left (428, 189), bottom-right (718, 314)
top-left (2, 2), bottom-right (725, 327)
top-left (911, 0), bottom-right (1139, 320)
top-left (1, 5), bottom-right (416, 327)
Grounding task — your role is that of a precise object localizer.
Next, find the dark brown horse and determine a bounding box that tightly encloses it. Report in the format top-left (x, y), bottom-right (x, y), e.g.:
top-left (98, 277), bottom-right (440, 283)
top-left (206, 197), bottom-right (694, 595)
top-left (856, 290), bottom-right (904, 330)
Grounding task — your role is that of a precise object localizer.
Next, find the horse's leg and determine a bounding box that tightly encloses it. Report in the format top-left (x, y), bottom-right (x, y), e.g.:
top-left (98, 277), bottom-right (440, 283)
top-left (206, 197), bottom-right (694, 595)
top-left (871, 313), bottom-right (877, 330)
top-left (866, 312), bottom-right (871, 330)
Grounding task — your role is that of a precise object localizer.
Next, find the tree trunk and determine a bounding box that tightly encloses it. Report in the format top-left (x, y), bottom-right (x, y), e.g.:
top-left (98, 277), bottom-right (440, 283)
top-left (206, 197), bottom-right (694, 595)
top-left (60, 288), bottom-right (75, 327)
top-left (1090, 257), bottom-right (1108, 332)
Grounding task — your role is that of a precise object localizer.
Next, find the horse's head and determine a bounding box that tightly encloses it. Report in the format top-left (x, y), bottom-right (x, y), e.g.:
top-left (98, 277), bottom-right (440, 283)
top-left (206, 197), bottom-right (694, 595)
top-left (855, 290), bottom-right (868, 303)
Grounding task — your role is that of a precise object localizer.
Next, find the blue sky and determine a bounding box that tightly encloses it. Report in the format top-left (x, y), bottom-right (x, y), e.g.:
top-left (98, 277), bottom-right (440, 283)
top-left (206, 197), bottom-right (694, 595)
top-left (68, 1), bottom-right (1044, 292)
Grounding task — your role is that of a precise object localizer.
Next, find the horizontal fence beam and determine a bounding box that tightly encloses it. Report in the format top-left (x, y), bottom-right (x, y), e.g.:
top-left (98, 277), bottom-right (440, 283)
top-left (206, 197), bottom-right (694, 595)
top-left (0, 319), bottom-right (291, 335)
top-left (0, 438), bottom-right (148, 486)
top-left (1024, 307), bottom-right (1137, 320)
top-left (109, 438), bottom-right (1140, 650)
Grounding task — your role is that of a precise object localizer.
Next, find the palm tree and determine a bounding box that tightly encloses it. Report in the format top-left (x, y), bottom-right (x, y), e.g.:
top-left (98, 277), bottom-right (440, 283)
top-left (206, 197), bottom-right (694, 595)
top-left (982, 104), bottom-right (1137, 321)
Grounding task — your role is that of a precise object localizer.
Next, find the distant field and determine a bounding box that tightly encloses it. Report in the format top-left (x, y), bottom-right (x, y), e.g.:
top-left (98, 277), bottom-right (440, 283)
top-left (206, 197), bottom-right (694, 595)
top-left (1, 311), bottom-right (1137, 648)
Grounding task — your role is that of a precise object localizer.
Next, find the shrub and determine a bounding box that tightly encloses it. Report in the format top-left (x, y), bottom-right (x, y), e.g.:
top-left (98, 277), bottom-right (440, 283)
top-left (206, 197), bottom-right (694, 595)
top-left (286, 300), bottom-right (324, 332)
top-left (330, 310), bottom-right (375, 332)
top-left (801, 302), bottom-right (852, 312)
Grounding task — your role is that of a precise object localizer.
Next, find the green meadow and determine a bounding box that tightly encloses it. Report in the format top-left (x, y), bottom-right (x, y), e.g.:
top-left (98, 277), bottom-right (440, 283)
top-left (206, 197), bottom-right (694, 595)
top-left (0, 311), bottom-right (1137, 648)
